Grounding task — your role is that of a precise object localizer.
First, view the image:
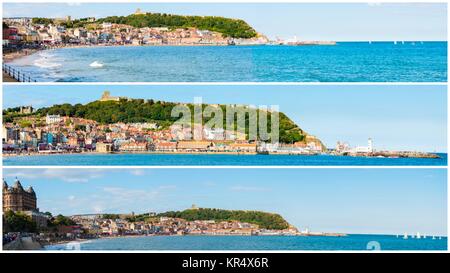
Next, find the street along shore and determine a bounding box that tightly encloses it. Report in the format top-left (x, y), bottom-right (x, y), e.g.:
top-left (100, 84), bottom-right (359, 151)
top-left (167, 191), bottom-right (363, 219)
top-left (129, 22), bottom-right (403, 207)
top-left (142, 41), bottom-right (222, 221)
top-left (2, 149), bottom-right (442, 159)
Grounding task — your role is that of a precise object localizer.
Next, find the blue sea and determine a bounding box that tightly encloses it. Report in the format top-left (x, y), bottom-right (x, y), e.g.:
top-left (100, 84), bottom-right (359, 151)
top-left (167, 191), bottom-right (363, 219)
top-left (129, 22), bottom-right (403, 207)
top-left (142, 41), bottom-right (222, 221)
top-left (3, 153), bottom-right (447, 166)
top-left (7, 42), bottom-right (447, 82)
top-left (44, 235), bottom-right (447, 251)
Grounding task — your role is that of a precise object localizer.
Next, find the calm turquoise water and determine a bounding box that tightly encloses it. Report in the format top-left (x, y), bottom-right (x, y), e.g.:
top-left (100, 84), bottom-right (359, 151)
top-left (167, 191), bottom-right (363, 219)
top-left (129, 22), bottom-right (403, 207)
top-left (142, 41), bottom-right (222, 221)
top-left (8, 42), bottom-right (447, 82)
top-left (3, 153), bottom-right (447, 166)
top-left (44, 235), bottom-right (447, 251)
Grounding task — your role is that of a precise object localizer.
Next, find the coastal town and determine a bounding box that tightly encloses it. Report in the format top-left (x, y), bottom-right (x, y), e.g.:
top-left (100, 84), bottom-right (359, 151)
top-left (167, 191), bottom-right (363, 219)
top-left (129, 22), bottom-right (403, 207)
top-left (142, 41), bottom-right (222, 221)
top-left (2, 91), bottom-right (327, 157)
top-left (2, 9), bottom-right (338, 51)
top-left (2, 9), bottom-right (269, 52)
top-left (3, 178), bottom-right (342, 250)
top-left (2, 92), bottom-right (440, 159)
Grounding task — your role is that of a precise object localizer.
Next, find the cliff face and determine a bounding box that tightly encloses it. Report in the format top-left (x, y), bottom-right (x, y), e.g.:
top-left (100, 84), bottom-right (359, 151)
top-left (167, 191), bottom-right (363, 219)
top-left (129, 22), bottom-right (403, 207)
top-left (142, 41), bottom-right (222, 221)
top-left (305, 135), bottom-right (327, 152)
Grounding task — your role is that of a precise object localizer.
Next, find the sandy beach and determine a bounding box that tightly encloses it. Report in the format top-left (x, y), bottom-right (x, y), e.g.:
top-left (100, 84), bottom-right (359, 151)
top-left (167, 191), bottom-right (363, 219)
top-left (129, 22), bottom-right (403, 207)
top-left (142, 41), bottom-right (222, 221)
top-left (3, 48), bottom-right (41, 62)
top-left (3, 43), bottom-right (231, 64)
top-left (1, 43), bottom-right (234, 82)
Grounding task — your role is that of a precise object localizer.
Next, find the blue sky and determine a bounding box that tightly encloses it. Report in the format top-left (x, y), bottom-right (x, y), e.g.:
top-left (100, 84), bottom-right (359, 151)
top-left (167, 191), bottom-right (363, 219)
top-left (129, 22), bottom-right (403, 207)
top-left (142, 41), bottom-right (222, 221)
top-left (2, 168), bottom-right (447, 236)
top-left (3, 3), bottom-right (447, 41)
top-left (3, 85), bottom-right (447, 152)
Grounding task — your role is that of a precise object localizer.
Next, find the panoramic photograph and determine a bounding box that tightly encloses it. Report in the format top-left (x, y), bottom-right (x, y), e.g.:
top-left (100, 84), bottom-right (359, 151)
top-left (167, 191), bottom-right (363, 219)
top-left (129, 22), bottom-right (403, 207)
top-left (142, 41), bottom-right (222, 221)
top-left (2, 168), bottom-right (447, 251)
top-left (1, 0), bottom-right (449, 267)
top-left (2, 85), bottom-right (447, 166)
top-left (2, 2), bottom-right (447, 82)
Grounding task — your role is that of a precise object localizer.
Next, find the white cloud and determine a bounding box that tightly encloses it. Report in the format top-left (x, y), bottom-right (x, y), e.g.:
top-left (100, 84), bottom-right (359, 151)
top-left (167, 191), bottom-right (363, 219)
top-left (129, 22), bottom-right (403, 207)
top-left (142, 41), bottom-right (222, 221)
top-left (3, 168), bottom-right (106, 183)
top-left (129, 169), bottom-right (146, 176)
top-left (66, 2), bottom-right (82, 7)
top-left (92, 205), bottom-right (104, 214)
top-left (102, 187), bottom-right (160, 201)
top-left (17, 176), bottom-right (180, 215)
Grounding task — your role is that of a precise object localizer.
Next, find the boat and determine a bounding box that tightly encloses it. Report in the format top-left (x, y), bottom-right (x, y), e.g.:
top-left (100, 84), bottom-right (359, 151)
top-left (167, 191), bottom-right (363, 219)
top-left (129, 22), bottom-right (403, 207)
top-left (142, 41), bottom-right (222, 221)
top-left (403, 233), bottom-right (408, 239)
top-left (416, 232), bottom-right (421, 239)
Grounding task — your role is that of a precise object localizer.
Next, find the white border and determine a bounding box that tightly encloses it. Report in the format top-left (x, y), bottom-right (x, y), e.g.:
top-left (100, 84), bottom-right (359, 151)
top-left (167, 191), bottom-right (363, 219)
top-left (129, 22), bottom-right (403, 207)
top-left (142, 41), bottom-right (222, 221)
top-left (0, 0), bottom-right (449, 253)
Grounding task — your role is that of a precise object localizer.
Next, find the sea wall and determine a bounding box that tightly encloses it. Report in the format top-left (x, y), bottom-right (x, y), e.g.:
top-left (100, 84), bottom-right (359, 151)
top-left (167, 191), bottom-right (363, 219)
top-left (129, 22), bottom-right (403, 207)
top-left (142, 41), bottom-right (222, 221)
top-left (3, 236), bottom-right (42, 250)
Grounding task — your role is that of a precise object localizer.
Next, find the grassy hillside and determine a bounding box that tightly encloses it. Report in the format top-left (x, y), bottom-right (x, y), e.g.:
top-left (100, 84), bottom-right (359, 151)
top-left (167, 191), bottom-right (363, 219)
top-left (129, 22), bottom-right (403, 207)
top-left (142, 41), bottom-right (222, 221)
top-left (7, 98), bottom-right (311, 144)
top-left (157, 208), bottom-right (290, 230)
top-left (33, 12), bottom-right (258, 38)
top-left (97, 13), bottom-right (257, 38)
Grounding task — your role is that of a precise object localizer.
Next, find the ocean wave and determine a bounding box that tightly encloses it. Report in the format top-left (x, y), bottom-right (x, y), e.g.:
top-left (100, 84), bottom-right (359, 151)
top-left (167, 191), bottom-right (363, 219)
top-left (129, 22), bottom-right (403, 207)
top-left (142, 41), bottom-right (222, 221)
top-left (38, 51), bottom-right (55, 58)
top-left (34, 58), bottom-right (62, 68)
top-left (89, 61), bottom-right (104, 68)
top-left (44, 239), bottom-right (94, 251)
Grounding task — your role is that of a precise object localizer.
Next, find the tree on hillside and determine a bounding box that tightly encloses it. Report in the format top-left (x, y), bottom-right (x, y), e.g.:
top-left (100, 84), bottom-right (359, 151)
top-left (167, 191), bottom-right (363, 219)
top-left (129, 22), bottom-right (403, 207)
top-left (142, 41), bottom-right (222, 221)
top-left (3, 210), bottom-right (37, 233)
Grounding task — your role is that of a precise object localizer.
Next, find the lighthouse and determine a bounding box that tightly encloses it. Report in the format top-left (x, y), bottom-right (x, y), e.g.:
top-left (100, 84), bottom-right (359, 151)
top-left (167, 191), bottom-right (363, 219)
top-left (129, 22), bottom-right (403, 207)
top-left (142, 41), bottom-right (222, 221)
top-left (368, 138), bottom-right (373, 153)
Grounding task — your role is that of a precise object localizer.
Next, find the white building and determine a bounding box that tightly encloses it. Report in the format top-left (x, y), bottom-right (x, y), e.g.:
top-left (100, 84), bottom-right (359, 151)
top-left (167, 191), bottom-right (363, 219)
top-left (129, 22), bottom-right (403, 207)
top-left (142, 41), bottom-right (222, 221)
top-left (46, 114), bottom-right (62, 125)
top-left (129, 122), bottom-right (158, 130)
top-left (336, 141), bottom-right (350, 153)
top-left (203, 127), bottom-right (224, 140)
top-left (102, 22), bottom-right (112, 29)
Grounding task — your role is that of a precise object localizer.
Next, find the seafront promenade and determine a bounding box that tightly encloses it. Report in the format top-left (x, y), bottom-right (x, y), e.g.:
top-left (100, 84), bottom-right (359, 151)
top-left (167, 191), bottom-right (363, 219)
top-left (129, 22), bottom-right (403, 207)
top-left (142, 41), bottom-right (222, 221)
top-left (2, 63), bottom-right (36, 82)
top-left (2, 149), bottom-right (441, 159)
top-left (3, 235), bottom-right (42, 250)
top-left (3, 47), bottom-right (41, 82)
top-left (3, 71), bottom-right (18, 82)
